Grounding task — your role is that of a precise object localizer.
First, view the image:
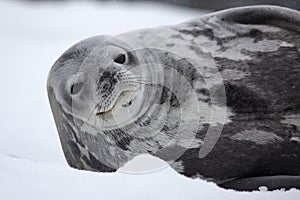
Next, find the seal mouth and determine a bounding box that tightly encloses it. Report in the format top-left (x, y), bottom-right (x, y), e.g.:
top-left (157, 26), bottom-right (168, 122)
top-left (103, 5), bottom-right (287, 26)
top-left (96, 109), bottom-right (113, 116)
top-left (95, 90), bottom-right (136, 116)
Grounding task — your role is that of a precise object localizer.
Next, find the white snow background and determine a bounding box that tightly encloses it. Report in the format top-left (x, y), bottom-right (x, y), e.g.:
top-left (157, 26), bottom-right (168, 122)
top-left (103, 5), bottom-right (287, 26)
top-left (0, 0), bottom-right (299, 199)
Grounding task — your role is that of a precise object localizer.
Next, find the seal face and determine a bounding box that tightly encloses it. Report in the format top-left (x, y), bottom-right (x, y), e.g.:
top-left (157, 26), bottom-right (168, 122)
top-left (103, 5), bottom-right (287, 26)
top-left (47, 6), bottom-right (300, 191)
top-left (67, 45), bottom-right (147, 130)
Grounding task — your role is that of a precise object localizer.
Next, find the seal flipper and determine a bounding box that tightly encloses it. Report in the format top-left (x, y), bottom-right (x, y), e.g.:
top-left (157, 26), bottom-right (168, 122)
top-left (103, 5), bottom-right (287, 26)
top-left (219, 175), bottom-right (300, 191)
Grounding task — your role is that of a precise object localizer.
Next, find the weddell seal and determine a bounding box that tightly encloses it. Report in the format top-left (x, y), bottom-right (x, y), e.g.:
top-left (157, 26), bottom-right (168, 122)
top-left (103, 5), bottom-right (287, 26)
top-left (47, 6), bottom-right (300, 191)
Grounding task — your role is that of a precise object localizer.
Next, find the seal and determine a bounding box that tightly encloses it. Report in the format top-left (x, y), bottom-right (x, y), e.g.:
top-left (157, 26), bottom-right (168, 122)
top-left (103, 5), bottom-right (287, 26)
top-left (47, 6), bottom-right (300, 191)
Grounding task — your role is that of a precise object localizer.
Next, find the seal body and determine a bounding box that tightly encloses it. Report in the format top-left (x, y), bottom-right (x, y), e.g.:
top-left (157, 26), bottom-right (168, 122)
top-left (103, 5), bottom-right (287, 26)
top-left (47, 6), bottom-right (300, 191)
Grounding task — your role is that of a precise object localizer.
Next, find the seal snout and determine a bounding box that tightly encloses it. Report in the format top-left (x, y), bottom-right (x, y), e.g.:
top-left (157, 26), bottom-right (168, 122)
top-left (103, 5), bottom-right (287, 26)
top-left (95, 70), bottom-right (119, 115)
top-left (97, 70), bottom-right (118, 93)
top-left (95, 70), bottom-right (138, 115)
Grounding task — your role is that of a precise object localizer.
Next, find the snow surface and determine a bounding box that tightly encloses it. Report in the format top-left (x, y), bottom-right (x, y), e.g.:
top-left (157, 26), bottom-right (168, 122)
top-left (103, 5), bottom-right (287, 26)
top-left (0, 1), bottom-right (299, 199)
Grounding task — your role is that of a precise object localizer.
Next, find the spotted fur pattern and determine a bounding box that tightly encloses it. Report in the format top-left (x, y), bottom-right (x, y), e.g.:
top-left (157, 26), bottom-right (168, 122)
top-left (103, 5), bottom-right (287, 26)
top-left (47, 6), bottom-right (300, 191)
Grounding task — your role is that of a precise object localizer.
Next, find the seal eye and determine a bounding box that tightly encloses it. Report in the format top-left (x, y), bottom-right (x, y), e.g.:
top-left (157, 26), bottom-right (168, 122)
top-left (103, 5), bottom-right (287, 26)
top-left (114, 54), bottom-right (126, 64)
top-left (70, 82), bottom-right (83, 95)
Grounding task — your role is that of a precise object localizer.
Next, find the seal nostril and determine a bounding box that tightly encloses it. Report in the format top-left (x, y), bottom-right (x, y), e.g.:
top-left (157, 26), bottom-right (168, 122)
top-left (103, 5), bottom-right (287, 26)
top-left (114, 54), bottom-right (126, 64)
top-left (102, 71), bottom-right (110, 78)
top-left (70, 82), bottom-right (83, 95)
top-left (102, 81), bottom-right (111, 90)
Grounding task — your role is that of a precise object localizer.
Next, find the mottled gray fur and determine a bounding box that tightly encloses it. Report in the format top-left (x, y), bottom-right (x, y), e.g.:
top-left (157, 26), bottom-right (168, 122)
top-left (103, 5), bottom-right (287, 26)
top-left (47, 6), bottom-right (300, 191)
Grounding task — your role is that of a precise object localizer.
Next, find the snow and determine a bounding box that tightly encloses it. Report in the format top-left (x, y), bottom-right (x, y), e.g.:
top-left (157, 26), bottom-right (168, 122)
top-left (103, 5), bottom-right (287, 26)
top-left (0, 1), bottom-right (299, 199)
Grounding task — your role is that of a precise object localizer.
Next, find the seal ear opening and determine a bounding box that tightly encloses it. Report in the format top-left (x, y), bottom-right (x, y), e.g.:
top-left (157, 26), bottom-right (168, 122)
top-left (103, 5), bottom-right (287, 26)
top-left (216, 6), bottom-right (300, 32)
